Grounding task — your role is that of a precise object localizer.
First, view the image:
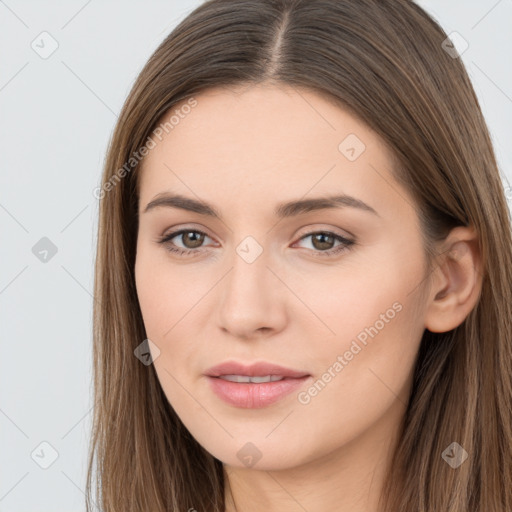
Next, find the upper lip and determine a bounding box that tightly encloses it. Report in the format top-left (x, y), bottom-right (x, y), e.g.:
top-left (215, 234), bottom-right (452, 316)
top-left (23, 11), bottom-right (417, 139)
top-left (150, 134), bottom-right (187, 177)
top-left (204, 361), bottom-right (310, 378)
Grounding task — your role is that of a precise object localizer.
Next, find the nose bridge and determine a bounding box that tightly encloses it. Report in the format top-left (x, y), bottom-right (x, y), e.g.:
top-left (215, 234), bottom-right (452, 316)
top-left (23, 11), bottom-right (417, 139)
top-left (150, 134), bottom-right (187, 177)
top-left (215, 233), bottom-right (286, 337)
top-left (224, 235), bottom-right (272, 306)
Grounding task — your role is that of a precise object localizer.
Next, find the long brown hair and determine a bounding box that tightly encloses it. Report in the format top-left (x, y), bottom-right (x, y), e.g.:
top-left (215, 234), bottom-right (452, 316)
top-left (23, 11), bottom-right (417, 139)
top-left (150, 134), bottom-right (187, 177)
top-left (87, 1), bottom-right (512, 510)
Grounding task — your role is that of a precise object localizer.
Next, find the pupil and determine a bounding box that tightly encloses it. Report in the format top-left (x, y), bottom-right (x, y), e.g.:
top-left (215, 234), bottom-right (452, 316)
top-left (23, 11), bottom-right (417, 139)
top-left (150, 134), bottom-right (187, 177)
top-left (184, 232), bottom-right (204, 248)
top-left (313, 233), bottom-right (333, 250)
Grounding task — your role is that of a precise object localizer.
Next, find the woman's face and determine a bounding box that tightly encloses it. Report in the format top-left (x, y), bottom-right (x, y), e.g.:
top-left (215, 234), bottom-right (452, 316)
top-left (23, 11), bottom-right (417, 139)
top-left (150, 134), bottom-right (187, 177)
top-left (135, 83), bottom-right (430, 469)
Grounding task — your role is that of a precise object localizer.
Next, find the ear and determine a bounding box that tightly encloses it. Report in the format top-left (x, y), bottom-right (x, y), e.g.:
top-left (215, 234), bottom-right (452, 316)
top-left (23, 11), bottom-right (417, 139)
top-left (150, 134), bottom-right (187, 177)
top-left (424, 226), bottom-right (483, 333)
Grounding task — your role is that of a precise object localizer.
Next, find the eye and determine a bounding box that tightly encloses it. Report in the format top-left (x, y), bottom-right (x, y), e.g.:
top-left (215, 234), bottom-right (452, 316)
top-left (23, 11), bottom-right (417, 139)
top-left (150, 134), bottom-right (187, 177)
top-left (293, 231), bottom-right (355, 257)
top-left (157, 228), bottom-right (215, 256)
top-left (157, 228), bottom-right (355, 258)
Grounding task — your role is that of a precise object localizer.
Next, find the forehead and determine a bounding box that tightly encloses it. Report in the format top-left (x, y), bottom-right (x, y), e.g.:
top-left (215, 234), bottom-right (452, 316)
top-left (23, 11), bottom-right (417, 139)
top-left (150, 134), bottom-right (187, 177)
top-left (138, 83), bottom-right (412, 222)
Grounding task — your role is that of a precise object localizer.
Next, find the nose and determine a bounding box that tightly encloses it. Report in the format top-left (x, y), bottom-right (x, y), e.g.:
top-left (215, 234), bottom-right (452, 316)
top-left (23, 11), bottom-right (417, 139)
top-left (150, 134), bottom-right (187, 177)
top-left (215, 244), bottom-right (287, 341)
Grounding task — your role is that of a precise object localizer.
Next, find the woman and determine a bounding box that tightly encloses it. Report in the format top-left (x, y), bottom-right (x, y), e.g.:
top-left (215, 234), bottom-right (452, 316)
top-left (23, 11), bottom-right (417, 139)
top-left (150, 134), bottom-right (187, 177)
top-left (87, 1), bottom-right (512, 510)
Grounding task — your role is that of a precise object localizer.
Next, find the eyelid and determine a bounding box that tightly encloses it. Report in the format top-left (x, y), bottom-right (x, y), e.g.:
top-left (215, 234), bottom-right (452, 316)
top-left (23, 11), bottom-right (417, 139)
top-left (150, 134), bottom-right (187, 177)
top-left (294, 223), bottom-right (355, 240)
top-left (158, 227), bottom-right (215, 246)
top-left (160, 223), bottom-right (217, 240)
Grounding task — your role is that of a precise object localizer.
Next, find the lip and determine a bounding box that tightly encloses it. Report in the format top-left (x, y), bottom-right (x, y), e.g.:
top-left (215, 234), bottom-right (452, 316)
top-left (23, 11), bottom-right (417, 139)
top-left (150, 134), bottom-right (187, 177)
top-left (204, 361), bottom-right (311, 409)
top-left (204, 361), bottom-right (310, 378)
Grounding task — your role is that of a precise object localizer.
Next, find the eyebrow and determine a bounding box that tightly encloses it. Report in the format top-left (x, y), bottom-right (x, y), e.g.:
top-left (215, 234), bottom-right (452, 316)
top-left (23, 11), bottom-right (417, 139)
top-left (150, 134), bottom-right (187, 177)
top-left (143, 193), bottom-right (379, 219)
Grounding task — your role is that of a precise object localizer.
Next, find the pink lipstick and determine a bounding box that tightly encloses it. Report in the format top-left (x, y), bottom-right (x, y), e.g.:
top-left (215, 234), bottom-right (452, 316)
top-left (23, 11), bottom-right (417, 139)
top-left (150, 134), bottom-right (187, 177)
top-left (204, 361), bottom-right (311, 408)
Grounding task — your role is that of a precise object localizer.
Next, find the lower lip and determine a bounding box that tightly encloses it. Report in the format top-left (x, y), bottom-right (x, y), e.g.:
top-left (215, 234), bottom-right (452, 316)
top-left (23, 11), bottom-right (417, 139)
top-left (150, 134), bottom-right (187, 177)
top-left (206, 375), bottom-right (311, 408)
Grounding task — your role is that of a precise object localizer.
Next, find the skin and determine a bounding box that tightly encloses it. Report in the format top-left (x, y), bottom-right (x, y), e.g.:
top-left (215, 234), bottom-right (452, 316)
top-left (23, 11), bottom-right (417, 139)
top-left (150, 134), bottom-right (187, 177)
top-left (134, 83), bottom-right (482, 512)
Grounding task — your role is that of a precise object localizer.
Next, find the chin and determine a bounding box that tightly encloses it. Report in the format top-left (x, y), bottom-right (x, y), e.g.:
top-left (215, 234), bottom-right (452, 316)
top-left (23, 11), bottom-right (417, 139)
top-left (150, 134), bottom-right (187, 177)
top-left (192, 433), bottom-right (315, 471)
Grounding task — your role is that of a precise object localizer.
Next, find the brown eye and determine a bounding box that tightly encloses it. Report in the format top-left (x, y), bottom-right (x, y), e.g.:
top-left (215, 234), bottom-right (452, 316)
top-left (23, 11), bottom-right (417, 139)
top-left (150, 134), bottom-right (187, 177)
top-left (294, 231), bottom-right (355, 257)
top-left (311, 232), bottom-right (336, 250)
top-left (179, 231), bottom-right (205, 249)
top-left (158, 229), bottom-right (213, 256)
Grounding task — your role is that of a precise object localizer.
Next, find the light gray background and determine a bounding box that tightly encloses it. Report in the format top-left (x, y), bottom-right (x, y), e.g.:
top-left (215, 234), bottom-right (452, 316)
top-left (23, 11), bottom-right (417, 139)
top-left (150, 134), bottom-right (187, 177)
top-left (1, 1), bottom-right (511, 510)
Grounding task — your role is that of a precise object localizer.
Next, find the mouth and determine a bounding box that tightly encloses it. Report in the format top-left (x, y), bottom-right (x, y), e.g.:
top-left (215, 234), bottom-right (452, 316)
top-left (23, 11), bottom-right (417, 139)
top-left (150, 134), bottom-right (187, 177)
top-left (204, 360), bottom-right (310, 379)
top-left (215, 374), bottom-right (292, 383)
top-left (204, 361), bottom-right (311, 408)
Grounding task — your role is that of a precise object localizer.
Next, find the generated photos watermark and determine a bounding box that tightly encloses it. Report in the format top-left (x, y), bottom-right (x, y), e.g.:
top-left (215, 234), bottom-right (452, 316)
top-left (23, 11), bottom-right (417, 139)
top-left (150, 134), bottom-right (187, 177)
top-left (93, 97), bottom-right (198, 200)
top-left (297, 301), bottom-right (403, 405)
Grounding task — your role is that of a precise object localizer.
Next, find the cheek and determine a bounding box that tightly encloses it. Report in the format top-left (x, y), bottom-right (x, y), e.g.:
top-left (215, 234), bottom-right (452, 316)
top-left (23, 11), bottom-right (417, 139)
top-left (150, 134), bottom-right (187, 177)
top-left (294, 266), bottom-right (406, 347)
top-left (134, 253), bottom-right (197, 407)
top-left (292, 299), bottom-right (422, 458)
top-left (295, 247), bottom-right (425, 422)
top-left (134, 248), bottom-right (217, 392)
top-left (134, 252), bottom-right (167, 336)
top-left (134, 246), bottom-right (200, 339)
top-left (318, 315), bottom-right (422, 428)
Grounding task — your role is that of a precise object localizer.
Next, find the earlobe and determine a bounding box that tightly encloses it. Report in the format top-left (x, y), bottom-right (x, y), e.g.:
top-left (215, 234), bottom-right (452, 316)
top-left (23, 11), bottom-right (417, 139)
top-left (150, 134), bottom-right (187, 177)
top-left (424, 226), bottom-right (482, 333)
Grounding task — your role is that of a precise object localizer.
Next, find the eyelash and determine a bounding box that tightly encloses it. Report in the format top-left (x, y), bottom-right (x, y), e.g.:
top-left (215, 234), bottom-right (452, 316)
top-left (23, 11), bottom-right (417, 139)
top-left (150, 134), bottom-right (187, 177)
top-left (157, 228), bottom-right (355, 258)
